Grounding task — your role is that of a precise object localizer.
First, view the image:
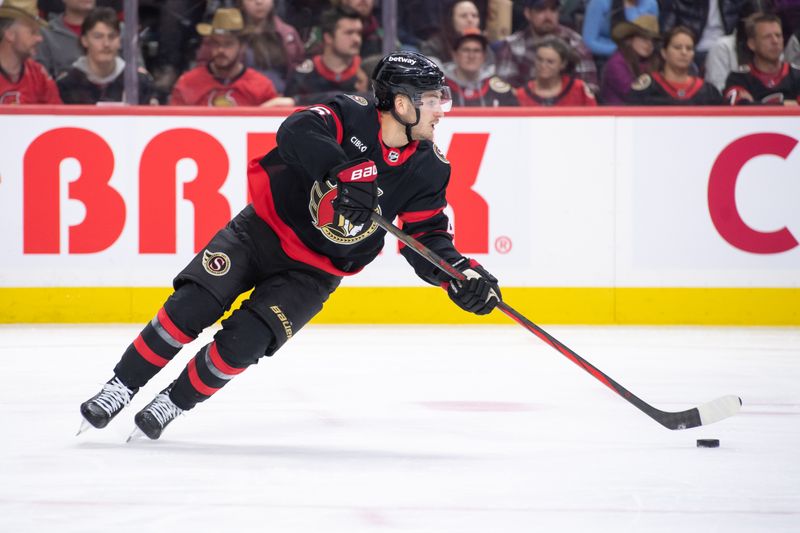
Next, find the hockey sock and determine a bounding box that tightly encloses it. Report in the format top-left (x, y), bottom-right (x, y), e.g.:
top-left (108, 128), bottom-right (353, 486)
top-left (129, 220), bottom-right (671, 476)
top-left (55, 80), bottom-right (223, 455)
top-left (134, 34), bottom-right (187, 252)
top-left (114, 307), bottom-right (196, 388)
top-left (168, 342), bottom-right (247, 410)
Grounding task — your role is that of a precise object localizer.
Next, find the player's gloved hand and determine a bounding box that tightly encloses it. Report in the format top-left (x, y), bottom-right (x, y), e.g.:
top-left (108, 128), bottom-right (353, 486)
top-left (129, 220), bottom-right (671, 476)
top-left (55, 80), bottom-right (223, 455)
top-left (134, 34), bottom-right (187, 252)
top-left (331, 158), bottom-right (378, 225)
top-left (444, 258), bottom-right (501, 315)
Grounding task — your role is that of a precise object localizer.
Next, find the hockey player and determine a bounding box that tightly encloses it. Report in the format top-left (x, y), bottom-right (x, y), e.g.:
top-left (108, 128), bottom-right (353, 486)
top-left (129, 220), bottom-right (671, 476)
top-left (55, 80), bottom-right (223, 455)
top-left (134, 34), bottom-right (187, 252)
top-left (79, 50), bottom-right (502, 441)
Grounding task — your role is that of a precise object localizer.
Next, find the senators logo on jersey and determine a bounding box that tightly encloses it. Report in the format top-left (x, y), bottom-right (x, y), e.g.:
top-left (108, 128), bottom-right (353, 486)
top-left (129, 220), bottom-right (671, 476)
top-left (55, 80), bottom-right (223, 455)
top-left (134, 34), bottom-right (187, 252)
top-left (202, 250), bottom-right (231, 276)
top-left (309, 180), bottom-right (381, 244)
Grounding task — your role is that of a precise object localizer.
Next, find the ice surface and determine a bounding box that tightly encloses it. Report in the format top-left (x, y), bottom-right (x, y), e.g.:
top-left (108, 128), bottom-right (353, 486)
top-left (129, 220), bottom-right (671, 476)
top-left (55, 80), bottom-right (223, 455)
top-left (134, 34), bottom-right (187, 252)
top-left (0, 324), bottom-right (798, 532)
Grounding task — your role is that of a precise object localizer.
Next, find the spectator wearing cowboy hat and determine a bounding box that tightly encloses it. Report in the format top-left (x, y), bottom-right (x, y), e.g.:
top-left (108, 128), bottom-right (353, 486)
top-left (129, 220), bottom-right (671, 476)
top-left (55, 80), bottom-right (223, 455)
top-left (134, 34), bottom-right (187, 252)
top-left (443, 27), bottom-right (518, 107)
top-left (169, 7), bottom-right (278, 106)
top-left (0, 0), bottom-right (62, 104)
top-left (598, 13), bottom-right (659, 104)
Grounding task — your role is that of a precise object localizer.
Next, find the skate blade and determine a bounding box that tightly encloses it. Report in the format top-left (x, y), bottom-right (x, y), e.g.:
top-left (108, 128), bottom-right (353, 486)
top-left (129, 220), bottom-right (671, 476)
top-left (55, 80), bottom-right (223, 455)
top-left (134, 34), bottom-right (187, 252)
top-left (126, 427), bottom-right (146, 443)
top-left (76, 418), bottom-right (93, 436)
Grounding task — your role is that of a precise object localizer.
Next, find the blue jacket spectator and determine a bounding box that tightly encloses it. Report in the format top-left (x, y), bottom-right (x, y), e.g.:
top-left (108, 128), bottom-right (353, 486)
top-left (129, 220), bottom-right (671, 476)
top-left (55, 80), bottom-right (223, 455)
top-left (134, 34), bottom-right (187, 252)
top-left (582, 0), bottom-right (659, 58)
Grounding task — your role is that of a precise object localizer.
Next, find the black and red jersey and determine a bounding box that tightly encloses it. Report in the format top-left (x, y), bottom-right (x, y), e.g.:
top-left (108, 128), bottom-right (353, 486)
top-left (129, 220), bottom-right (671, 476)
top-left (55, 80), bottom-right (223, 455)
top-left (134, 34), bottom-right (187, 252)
top-left (248, 93), bottom-right (462, 282)
top-left (723, 62), bottom-right (800, 105)
top-left (515, 75), bottom-right (597, 106)
top-left (284, 56), bottom-right (367, 106)
top-left (445, 75), bottom-right (519, 107)
top-left (626, 72), bottom-right (724, 105)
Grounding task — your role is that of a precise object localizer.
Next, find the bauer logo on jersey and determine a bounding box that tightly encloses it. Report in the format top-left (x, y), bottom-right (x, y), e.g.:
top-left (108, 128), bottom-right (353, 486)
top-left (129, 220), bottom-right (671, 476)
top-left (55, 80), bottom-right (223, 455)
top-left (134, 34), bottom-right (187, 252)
top-left (309, 180), bottom-right (381, 244)
top-left (202, 250), bottom-right (231, 276)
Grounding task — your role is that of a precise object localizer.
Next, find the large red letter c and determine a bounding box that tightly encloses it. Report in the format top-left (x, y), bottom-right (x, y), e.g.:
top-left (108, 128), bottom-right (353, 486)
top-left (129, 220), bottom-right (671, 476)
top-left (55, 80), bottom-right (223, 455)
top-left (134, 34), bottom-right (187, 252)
top-left (708, 133), bottom-right (797, 254)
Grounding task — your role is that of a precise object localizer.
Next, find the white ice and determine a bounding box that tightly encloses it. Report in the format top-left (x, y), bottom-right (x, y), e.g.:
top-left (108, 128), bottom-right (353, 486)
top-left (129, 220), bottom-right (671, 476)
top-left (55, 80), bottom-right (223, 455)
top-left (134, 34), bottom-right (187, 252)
top-left (1, 324), bottom-right (798, 533)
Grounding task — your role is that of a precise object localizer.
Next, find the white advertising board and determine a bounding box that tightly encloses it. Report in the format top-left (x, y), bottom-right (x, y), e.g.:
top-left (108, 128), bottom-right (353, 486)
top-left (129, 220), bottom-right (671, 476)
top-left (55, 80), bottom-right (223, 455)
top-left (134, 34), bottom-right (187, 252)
top-left (0, 108), bottom-right (797, 291)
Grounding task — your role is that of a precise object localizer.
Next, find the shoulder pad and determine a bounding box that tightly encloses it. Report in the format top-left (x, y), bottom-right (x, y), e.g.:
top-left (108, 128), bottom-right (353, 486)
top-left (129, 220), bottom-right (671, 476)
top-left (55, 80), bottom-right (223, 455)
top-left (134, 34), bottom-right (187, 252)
top-left (432, 143), bottom-right (449, 165)
top-left (489, 76), bottom-right (511, 93)
top-left (631, 74), bottom-right (652, 91)
top-left (344, 94), bottom-right (370, 106)
top-left (295, 59), bottom-right (314, 74)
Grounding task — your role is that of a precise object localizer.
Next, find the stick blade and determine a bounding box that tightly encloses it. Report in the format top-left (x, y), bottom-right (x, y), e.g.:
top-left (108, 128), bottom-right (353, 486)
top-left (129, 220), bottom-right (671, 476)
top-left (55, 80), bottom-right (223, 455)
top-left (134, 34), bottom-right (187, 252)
top-left (697, 395), bottom-right (742, 426)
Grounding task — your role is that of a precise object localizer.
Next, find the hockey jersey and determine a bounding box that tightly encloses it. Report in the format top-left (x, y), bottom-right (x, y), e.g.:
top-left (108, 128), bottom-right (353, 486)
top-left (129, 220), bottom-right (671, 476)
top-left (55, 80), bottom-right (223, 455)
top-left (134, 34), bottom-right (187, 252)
top-left (169, 64), bottom-right (277, 106)
top-left (284, 56), bottom-right (366, 106)
top-left (0, 59), bottom-right (62, 105)
top-left (247, 94), bottom-right (462, 282)
top-left (626, 72), bottom-right (724, 105)
top-left (515, 75), bottom-right (597, 106)
top-left (445, 75), bottom-right (519, 107)
top-left (723, 62), bottom-right (800, 105)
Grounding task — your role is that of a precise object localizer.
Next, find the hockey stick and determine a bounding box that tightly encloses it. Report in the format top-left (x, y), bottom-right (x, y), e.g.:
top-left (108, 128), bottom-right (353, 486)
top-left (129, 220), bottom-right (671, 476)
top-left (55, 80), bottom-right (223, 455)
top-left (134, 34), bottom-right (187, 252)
top-left (371, 212), bottom-right (742, 430)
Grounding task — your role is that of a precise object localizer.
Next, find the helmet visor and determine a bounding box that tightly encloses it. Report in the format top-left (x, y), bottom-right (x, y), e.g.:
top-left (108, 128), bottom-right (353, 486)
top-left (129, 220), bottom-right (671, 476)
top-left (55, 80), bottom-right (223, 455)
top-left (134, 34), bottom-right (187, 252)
top-left (412, 86), bottom-right (453, 113)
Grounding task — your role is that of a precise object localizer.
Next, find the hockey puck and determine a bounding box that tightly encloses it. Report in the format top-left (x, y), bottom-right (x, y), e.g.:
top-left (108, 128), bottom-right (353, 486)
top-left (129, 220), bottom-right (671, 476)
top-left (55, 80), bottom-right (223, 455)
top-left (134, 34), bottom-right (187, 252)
top-left (696, 439), bottom-right (720, 448)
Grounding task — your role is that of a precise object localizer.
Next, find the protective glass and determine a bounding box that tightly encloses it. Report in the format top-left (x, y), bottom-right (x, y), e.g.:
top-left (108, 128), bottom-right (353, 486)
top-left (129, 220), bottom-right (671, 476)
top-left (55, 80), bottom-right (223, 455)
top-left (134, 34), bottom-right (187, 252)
top-left (413, 86), bottom-right (453, 113)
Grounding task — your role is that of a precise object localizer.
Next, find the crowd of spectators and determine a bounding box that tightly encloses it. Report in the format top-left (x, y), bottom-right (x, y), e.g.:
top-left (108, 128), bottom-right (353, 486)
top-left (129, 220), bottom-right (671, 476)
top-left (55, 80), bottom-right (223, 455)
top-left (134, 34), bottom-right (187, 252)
top-left (1, 0), bottom-right (799, 107)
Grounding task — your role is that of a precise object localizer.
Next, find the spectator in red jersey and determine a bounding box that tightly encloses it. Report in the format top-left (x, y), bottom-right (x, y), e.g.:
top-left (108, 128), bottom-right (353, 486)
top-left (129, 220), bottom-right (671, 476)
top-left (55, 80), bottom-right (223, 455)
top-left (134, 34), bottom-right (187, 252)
top-left (598, 14), bottom-right (659, 104)
top-left (515, 35), bottom-right (597, 105)
top-left (0, 0), bottom-right (62, 104)
top-left (169, 8), bottom-right (278, 107)
top-left (627, 26), bottom-right (724, 105)
top-left (493, 0), bottom-right (598, 91)
top-left (443, 28), bottom-right (517, 107)
top-left (195, 0), bottom-right (305, 95)
top-left (277, 7), bottom-right (369, 107)
top-left (56, 7), bottom-right (156, 104)
top-left (724, 13), bottom-right (800, 105)
top-left (36, 0), bottom-right (95, 77)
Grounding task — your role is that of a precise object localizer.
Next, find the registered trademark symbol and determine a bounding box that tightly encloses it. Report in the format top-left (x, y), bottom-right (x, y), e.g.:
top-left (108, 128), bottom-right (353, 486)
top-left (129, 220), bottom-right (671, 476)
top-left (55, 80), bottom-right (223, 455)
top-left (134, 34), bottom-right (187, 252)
top-left (495, 236), bottom-right (512, 254)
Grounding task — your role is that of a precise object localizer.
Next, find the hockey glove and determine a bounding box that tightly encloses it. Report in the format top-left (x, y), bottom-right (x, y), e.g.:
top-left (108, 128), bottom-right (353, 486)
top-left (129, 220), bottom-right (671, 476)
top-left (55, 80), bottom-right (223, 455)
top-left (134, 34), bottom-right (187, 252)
top-left (331, 158), bottom-right (379, 226)
top-left (444, 258), bottom-right (501, 315)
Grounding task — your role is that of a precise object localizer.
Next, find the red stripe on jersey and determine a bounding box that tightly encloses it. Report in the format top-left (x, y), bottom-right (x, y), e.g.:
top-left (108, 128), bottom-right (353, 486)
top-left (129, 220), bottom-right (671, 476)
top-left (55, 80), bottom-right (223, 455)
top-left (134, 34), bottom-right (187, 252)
top-left (156, 307), bottom-right (193, 344)
top-left (397, 229), bottom-right (450, 250)
top-left (133, 335), bottom-right (169, 368)
top-left (749, 62), bottom-right (790, 89)
top-left (247, 159), bottom-right (358, 277)
top-left (399, 207), bottom-right (445, 224)
top-left (188, 357), bottom-right (220, 396)
top-left (297, 103), bottom-right (343, 144)
top-left (208, 342), bottom-right (246, 376)
top-left (312, 55), bottom-right (361, 84)
top-left (652, 72), bottom-right (703, 100)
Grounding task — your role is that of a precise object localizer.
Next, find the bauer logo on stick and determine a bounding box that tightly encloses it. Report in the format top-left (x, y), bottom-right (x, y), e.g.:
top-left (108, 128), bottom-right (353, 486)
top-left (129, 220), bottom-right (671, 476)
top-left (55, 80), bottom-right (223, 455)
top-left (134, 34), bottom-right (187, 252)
top-left (202, 250), bottom-right (231, 276)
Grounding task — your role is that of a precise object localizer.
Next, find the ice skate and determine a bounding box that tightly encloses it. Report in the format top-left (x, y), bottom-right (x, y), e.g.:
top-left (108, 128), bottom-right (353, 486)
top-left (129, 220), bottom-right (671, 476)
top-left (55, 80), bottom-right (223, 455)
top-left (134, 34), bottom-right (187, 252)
top-left (78, 376), bottom-right (138, 434)
top-left (130, 384), bottom-right (183, 441)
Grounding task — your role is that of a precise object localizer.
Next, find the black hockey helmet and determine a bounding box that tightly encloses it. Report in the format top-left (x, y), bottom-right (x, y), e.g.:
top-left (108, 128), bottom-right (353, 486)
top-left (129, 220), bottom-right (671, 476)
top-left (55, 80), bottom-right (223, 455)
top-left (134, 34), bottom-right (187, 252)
top-left (372, 51), bottom-right (452, 112)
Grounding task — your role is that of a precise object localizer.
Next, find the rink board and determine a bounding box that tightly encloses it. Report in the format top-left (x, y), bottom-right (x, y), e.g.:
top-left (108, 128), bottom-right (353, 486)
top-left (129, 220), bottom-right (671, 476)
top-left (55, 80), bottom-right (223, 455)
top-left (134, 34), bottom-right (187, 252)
top-left (0, 107), bottom-right (798, 324)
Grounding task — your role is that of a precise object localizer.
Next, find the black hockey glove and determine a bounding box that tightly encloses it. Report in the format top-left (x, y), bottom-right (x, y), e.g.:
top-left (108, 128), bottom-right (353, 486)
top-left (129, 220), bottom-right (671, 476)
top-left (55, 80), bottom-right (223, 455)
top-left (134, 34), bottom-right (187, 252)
top-left (331, 158), bottom-right (379, 226)
top-left (444, 258), bottom-right (501, 315)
